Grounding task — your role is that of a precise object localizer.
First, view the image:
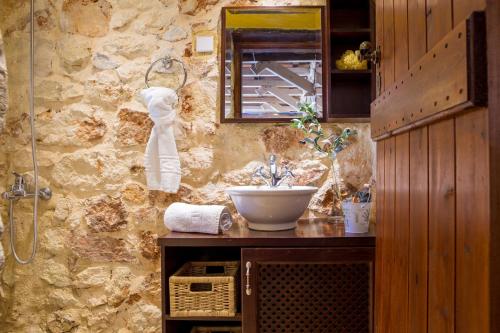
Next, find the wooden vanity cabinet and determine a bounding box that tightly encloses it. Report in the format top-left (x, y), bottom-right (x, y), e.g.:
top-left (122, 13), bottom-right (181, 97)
top-left (158, 219), bottom-right (375, 333)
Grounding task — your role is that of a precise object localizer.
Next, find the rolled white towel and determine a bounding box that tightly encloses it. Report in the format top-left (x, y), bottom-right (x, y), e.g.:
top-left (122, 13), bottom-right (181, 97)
top-left (164, 203), bottom-right (233, 235)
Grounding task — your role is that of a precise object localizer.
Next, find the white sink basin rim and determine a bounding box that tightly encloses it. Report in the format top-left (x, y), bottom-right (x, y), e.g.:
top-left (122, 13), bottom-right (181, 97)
top-left (226, 185), bottom-right (318, 231)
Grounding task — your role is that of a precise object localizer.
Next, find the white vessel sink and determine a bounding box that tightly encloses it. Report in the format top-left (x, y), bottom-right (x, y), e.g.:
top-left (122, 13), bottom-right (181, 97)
top-left (226, 185), bottom-right (318, 231)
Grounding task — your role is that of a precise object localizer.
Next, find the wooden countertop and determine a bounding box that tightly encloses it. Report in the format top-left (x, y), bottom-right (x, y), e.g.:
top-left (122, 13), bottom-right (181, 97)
top-left (158, 218), bottom-right (375, 247)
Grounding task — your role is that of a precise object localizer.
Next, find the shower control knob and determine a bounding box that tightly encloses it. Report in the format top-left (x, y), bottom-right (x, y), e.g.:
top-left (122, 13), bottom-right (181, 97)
top-left (38, 188), bottom-right (52, 200)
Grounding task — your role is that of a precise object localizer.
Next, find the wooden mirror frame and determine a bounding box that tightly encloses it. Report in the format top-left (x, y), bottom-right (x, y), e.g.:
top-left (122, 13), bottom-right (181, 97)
top-left (219, 6), bottom-right (330, 123)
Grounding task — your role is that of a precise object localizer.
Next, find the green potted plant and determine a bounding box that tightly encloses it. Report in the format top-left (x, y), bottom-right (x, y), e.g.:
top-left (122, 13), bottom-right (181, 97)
top-left (290, 103), bottom-right (358, 218)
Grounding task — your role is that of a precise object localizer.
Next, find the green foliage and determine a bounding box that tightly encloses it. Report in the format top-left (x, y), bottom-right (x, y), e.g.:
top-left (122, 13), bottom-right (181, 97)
top-left (291, 103), bottom-right (357, 158)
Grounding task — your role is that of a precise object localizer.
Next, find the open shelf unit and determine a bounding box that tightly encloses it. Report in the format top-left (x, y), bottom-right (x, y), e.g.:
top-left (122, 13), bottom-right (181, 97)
top-left (327, 0), bottom-right (375, 122)
top-left (161, 246), bottom-right (242, 333)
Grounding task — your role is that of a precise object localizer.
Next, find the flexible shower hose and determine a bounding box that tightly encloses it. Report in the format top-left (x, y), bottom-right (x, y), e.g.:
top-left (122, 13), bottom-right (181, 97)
top-left (9, 0), bottom-right (39, 264)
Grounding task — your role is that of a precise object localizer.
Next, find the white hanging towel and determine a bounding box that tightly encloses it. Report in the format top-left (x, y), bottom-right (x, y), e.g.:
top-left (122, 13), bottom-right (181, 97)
top-left (141, 87), bottom-right (181, 193)
top-left (164, 203), bottom-right (233, 235)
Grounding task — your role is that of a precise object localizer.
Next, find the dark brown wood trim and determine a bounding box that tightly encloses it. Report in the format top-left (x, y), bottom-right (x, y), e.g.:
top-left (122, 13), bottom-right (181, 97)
top-left (161, 245), bottom-right (167, 333)
top-left (467, 11), bottom-right (488, 106)
top-left (321, 4), bottom-right (330, 122)
top-left (159, 234), bottom-right (376, 248)
top-left (222, 5), bottom-right (326, 11)
top-left (164, 314), bottom-right (242, 322)
top-left (219, 117), bottom-right (308, 124)
top-left (232, 45), bottom-right (242, 119)
top-left (325, 0), bottom-right (332, 119)
top-left (328, 117), bottom-right (371, 123)
top-left (487, 0), bottom-right (500, 331)
top-left (219, 8), bottom-right (227, 123)
top-left (158, 219), bottom-right (376, 248)
top-left (241, 247), bottom-right (375, 262)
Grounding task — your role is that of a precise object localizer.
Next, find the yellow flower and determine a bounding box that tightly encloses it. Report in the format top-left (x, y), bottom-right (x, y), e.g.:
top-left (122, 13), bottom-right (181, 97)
top-left (335, 50), bottom-right (368, 70)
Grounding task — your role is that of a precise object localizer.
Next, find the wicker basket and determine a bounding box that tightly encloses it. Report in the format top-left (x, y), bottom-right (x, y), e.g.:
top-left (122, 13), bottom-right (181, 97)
top-left (190, 327), bottom-right (242, 333)
top-left (169, 261), bottom-right (240, 317)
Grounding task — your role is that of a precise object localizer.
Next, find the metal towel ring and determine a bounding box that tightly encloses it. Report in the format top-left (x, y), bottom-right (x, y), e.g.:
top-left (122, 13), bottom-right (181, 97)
top-left (144, 56), bottom-right (187, 92)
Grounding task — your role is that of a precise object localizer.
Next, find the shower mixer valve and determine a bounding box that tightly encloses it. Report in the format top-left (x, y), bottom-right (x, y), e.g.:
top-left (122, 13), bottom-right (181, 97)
top-left (2, 172), bottom-right (52, 201)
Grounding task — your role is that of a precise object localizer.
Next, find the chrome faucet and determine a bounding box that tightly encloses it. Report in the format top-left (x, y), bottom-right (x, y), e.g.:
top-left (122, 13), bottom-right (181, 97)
top-left (11, 172), bottom-right (27, 197)
top-left (2, 172), bottom-right (52, 201)
top-left (253, 155), bottom-right (295, 187)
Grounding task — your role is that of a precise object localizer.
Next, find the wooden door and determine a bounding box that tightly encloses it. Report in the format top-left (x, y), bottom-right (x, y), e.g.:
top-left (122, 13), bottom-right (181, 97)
top-left (373, 0), bottom-right (496, 331)
top-left (241, 247), bottom-right (374, 333)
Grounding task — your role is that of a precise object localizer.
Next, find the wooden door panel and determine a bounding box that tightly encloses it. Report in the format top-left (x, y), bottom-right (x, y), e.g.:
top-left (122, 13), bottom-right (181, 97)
top-left (376, 137), bottom-right (396, 333)
top-left (426, 0), bottom-right (453, 48)
top-left (241, 248), bottom-right (374, 333)
top-left (408, 126), bottom-right (429, 333)
top-left (394, 0), bottom-right (409, 79)
top-left (383, 0), bottom-right (395, 87)
top-left (391, 133), bottom-right (410, 332)
top-left (428, 119), bottom-right (456, 332)
top-left (376, 0), bottom-right (385, 93)
top-left (408, 0), bottom-right (427, 67)
top-left (374, 141), bottom-right (385, 333)
top-left (455, 108), bottom-right (490, 332)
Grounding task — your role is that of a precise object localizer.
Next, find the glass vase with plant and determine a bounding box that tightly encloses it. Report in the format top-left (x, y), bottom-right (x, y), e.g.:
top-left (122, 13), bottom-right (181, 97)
top-left (290, 102), bottom-right (357, 217)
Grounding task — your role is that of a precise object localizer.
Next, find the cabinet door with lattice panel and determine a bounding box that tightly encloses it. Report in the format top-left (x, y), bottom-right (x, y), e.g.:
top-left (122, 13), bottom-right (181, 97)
top-left (241, 247), bottom-right (374, 333)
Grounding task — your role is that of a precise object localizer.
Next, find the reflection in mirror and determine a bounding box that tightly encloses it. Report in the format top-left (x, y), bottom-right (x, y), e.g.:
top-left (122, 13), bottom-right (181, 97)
top-left (221, 7), bottom-right (326, 122)
top-left (0, 30), bottom-right (7, 132)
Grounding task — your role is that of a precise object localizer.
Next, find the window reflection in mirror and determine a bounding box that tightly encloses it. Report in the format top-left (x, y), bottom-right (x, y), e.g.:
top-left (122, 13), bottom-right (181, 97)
top-left (221, 6), bottom-right (326, 122)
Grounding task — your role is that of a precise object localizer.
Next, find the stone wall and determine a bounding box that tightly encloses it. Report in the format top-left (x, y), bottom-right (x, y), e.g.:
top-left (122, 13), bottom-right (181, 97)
top-left (0, 29), bottom-right (7, 132)
top-left (0, 0), bottom-right (374, 332)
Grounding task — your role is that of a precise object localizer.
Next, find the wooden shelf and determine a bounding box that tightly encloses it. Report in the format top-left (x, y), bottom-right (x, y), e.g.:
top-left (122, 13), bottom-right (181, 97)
top-left (330, 28), bottom-right (371, 38)
top-left (332, 69), bottom-right (372, 74)
top-left (165, 314), bottom-right (242, 322)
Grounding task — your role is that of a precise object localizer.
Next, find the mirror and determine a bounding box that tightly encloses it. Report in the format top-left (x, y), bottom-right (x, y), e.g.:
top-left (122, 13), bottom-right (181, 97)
top-left (220, 6), bottom-right (327, 123)
top-left (0, 30), bottom-right (7, 132)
